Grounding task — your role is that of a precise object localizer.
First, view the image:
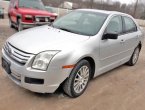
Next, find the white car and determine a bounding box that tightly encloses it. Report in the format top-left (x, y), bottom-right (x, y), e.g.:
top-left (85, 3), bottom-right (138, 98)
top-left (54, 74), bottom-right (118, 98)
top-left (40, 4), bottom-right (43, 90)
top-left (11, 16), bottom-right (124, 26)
top-left (2, 9), bottom-right (144, 97)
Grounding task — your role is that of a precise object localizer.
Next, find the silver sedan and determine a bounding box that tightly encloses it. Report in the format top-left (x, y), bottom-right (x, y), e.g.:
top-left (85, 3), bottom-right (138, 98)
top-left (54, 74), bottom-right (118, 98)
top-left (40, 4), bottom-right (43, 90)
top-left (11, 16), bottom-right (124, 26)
top-left (2, 9), bottom-right (144, 98)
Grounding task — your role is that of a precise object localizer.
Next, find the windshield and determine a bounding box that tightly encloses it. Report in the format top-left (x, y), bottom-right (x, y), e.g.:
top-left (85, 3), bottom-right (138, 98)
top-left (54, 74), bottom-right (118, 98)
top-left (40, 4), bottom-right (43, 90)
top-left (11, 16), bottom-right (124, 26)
top-left (45, 7), bottom-right (54, 13)
top-left (19, 0), bottom-right (45, 10)
top-left (53, 10), bottom-right (108, 36)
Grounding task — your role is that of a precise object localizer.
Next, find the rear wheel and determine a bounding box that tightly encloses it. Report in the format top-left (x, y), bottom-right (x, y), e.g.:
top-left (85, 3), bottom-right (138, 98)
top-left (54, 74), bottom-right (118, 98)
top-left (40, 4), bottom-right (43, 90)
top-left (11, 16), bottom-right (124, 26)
top-left (63, 60), bottom-right (91, 98)
top-left (17, 19), bottom-right (23, 31)
top-left (127, 46), bottom-right (140, 66)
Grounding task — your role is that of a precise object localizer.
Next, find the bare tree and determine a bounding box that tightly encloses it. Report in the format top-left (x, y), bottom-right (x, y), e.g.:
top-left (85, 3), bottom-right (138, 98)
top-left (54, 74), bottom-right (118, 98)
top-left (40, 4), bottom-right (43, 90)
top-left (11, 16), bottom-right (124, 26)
top-left (133, 0), bottom-right (139, 17)
top-left (42, 0), bottom-right (145, 19)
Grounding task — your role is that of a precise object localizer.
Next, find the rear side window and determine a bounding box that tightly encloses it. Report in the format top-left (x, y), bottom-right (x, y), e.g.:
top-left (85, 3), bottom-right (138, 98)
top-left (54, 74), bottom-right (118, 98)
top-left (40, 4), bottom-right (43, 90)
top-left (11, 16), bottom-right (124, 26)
top-left (123, 16), bottom-right (137, 33)
top-left (106, 16), bottom-right (123, 34)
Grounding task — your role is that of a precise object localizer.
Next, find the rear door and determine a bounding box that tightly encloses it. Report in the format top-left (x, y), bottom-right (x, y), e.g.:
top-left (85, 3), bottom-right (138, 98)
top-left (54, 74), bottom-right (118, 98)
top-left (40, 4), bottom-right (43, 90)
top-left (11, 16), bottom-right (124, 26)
top-left (122, 16), bottom-right (139, 57)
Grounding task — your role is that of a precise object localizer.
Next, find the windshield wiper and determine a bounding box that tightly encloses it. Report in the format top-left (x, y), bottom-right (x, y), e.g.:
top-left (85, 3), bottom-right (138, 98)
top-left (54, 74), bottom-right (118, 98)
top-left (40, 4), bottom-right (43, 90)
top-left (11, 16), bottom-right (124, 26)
top-left (34, 7), bottom-right (41, 10)
top-left (20, 6), bottom-right (31, 8)
top-left (51, 26), bottom-right (81, 35)
top-left (58, 27), bottom-right (74, 33)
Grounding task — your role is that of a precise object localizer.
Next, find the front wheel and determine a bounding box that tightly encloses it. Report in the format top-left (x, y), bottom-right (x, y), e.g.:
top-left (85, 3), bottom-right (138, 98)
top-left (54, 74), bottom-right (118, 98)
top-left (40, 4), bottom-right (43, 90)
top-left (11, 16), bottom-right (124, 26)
top-left (63, 60), bottom-right (91, 98)
top-left (17, 19), bottom-right (23, 31)
top-left (9, 19), bottom-right (14, 28)
top-left (127, 46), bottom-right (140, 66)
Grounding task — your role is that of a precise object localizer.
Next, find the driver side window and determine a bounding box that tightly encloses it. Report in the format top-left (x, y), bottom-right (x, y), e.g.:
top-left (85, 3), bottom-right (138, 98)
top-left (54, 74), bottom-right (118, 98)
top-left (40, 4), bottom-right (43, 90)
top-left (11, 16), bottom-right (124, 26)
top-left (106, 16), bottom-right (123, 34)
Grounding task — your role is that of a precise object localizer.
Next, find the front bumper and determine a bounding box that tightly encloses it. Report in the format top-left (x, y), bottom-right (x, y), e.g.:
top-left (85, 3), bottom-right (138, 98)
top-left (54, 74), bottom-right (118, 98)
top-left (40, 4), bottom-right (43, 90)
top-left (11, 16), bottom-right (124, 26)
top-left (2, 48), bottom-right (71, 93)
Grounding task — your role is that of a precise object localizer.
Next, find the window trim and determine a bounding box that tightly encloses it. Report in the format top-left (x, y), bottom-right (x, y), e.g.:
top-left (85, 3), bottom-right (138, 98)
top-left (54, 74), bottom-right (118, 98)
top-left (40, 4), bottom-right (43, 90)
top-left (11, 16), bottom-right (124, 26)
top-left (122, 16), bottom-right (138, 34)
top-left (103, 15), bottom-right (124, 38)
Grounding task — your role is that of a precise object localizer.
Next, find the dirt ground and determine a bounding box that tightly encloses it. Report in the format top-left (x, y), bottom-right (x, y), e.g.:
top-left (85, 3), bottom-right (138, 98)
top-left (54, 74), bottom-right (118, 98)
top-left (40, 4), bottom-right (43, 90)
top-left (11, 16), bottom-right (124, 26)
top-left (0, 19), bottom-right (145, 110)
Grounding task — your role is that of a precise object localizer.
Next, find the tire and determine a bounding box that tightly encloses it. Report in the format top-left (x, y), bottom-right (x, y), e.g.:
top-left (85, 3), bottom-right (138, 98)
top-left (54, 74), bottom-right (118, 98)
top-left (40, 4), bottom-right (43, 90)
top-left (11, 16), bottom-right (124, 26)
top-left (127, 46), bottom-right (140, 66)
top-left (17, 19), bottom-right (23, 31)
top-left (63, 60), bottom-right (91, 98)
top-left (9, 19), bottom-right (14, 28)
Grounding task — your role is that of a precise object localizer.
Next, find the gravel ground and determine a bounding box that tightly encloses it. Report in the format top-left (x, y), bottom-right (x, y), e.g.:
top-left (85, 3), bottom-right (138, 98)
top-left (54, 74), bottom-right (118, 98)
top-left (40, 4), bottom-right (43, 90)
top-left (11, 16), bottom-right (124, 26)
top-left (0, 19), bottom-right (145, 110)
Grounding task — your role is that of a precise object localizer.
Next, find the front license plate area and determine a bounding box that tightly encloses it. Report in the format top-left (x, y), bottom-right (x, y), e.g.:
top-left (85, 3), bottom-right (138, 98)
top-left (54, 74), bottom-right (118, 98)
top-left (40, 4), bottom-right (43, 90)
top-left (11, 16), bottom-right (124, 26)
top-left (2, 58), bottom-right (11, 74)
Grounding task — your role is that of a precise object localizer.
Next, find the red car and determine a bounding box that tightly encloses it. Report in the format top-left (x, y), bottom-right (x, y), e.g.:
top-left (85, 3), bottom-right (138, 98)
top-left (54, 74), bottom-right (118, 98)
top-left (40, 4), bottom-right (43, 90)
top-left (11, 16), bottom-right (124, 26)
top-left (8, 0), bottom-right (57, 31)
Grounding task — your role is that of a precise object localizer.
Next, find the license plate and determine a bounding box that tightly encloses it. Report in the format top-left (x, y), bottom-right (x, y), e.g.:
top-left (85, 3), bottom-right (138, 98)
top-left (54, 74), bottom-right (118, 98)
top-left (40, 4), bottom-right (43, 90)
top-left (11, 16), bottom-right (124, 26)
top-left (2, 58), bottom-right (11, 74)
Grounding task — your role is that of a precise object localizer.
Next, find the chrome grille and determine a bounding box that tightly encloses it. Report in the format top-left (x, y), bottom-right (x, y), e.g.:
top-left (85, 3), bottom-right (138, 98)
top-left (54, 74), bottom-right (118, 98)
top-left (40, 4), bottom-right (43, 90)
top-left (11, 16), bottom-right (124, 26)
top-left (35, 16), bottom-right (50, 22)
top-left (3, 42), bottom-right (32, 65)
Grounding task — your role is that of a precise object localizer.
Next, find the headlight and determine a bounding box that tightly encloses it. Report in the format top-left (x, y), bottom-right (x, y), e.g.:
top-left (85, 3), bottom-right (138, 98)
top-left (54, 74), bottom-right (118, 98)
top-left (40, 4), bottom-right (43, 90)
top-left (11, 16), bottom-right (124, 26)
top-left (25, 15), bottom-right (33, 18)
top-left (32, 51), bottom-right (59, 71)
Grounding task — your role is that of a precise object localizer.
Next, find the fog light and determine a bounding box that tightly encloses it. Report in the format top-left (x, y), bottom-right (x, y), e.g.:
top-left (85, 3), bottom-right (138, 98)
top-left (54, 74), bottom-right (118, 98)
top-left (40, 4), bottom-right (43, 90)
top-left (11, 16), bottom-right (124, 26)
top-left (45, 18), bottom-right (49, 22)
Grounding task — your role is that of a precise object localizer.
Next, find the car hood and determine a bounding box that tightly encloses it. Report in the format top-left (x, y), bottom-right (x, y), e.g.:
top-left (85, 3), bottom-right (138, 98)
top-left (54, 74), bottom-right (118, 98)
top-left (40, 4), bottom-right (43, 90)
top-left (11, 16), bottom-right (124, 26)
top-left (18, 8), bottom-right (55, 16)
top-left (8, 26), bottom-right (90, 54)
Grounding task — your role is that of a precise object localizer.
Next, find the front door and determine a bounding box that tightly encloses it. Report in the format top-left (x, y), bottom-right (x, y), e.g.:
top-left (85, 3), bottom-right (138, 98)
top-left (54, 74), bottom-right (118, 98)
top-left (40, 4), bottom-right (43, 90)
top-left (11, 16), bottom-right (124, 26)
top-left (99, 15), bottom-right (125, 74)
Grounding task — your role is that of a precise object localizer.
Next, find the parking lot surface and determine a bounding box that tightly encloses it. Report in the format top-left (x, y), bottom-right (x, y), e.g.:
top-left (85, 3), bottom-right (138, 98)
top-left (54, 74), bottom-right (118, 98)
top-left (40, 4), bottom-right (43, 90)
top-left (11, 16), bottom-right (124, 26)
top-left (0, 19), bottom-right (145, 110)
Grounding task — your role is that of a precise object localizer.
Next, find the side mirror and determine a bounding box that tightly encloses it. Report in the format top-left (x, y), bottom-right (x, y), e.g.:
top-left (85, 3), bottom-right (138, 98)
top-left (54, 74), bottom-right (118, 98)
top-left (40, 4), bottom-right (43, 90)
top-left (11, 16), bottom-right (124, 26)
top-left (15, 5), bottom-right (18, 9)
top-left (102, 33), bottom-right (118, 40)
top-left (14, 4), bottom-right (18, 9)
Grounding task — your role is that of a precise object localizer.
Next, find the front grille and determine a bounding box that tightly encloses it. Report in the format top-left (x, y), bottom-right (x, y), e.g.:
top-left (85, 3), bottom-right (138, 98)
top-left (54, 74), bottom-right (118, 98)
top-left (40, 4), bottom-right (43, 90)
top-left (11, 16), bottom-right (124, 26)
top-left (35, 16), bottom-right (50, 22)
top-left (3, 42), bottom-right (32, 65)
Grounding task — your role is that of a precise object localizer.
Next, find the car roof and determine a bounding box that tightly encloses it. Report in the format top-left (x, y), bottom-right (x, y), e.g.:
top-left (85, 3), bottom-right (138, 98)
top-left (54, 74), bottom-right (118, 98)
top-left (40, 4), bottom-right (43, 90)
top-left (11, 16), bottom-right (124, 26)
top-left (77, 9), bottom-right (131, 17)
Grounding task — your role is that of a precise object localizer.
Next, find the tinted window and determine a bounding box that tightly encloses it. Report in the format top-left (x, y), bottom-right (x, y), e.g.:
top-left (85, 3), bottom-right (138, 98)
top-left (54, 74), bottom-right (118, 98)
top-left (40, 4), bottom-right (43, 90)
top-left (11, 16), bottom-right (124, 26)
top-left (106, 16), bottom-right (122, 34)
top-left (53, 11), bottom-right (108, 36)
top-left (123, 16), bottom-right (137, 33)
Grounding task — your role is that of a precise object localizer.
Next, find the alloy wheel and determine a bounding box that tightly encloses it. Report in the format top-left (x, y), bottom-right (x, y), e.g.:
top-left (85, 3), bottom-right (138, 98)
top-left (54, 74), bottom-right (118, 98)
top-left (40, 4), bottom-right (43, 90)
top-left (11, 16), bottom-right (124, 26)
top-left (132, 47), bottom-right (139, 64)
top-left (73, 66), bottom-right (90, 94)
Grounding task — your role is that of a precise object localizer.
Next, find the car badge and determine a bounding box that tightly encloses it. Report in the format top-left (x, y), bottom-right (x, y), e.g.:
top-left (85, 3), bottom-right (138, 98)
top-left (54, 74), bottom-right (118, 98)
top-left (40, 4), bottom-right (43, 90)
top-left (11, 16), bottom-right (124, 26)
top-left (7, 46), bottom-right (12, 55)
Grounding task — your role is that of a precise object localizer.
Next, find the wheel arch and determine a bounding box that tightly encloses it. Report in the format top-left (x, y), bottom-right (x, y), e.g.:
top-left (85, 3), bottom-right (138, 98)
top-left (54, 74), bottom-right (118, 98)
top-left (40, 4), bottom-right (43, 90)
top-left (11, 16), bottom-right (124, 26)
top-left (75, 56), bottom-right (96, 79)
top-left (17, 14), bottom-right (22, 23)
top-left (138, 41), bottom-right (142, 51)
